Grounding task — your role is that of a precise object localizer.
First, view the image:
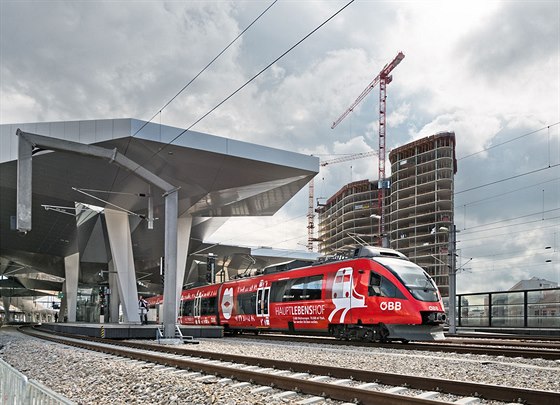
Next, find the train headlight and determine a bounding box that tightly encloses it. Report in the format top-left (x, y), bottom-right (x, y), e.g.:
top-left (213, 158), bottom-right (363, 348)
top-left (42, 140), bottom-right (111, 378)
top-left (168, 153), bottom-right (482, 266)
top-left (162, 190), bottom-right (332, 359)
top-left (421, 311), bottom-right (446, 324)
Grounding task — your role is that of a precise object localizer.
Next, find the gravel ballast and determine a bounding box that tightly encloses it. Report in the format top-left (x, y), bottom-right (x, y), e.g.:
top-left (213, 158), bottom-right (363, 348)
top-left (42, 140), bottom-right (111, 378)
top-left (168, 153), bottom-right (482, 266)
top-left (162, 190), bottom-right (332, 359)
top-left (1, 327), bottom-right (558, 404)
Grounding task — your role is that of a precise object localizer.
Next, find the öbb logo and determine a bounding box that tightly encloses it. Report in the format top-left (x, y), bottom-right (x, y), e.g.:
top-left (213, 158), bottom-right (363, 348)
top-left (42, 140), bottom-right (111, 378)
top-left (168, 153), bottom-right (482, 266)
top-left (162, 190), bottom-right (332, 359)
top-left (380, 301), bottom-right (401, 311)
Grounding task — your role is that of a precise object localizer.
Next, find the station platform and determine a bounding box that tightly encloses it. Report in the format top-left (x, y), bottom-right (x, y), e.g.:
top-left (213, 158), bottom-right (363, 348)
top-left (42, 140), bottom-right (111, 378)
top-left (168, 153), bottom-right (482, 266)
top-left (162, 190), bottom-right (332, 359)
top-left (38, 323), bottom-right (223, 339)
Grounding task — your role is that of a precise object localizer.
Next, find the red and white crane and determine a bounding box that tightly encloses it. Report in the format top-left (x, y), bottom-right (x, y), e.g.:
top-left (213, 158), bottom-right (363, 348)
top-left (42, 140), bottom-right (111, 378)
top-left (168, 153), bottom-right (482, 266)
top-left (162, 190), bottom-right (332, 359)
top-left (330, 51), bottom-right (405, 246)
top-left (307, 150), bottom-right (377, 251)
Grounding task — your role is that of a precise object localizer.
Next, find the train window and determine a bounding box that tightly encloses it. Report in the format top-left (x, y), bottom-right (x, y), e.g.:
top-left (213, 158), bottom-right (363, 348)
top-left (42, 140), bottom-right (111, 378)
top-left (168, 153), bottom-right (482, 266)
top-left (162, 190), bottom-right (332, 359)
top-left (380, 278), bottom-right (406, 299)
top-left (270, 275), bottom-right (324, 302)
top-left (200, 297), bottom-right (217, 316)
top-left (376, 257), bottom-right (440, 302)
top-left (369, 272), bottom-right (405, 299)
top-left (306, 275), bottom-right (323, 300)
top-left (288, 277), bottom-right (306, 300)
top-left (237, 292), bottom-right (256, 315)
top-left (369, 273), bottom-right (382, 296)
top-left (270, 280), bottom-right (288, 302)
top-left (182, 300), bottom-right (194, 316)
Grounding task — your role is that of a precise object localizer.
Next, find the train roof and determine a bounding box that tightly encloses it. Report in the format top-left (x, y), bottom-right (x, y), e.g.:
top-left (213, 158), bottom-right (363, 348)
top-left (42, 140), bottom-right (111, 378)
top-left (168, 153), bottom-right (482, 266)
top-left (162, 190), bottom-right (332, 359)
top-left (228, 246), bottom-right (409, 281)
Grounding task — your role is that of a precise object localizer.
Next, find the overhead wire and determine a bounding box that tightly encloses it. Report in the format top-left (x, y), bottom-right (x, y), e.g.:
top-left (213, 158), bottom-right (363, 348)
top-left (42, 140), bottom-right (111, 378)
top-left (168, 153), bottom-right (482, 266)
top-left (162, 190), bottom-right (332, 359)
top-left (116, 0), bottom-right (356, 185)
top-left (459, 225), bottom-right (559, 245)
top-left (456, 122), bottom-right (559, 161)
top-left (459, 262), bottom-right (555, 274)
top-left (451, 124), bottom-right (559, 254)
top-left (256, 123), bottom-right (559, 250)
top-left (458, 208), bottom-right (560, 232)
top-left (125, 0), bottom-right (279, 147)
top-left (108, 0), bottom-right (278, 193)
top-left (454, 177), bottom-right (559, 208)
top-left (454, 163), bottom-right (559, 195)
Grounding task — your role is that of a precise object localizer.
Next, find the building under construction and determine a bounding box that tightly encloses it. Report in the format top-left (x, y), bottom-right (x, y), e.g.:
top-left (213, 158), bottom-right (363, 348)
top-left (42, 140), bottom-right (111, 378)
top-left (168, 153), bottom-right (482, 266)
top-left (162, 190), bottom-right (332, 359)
top-left (317, 132), bottom-right (456, 296)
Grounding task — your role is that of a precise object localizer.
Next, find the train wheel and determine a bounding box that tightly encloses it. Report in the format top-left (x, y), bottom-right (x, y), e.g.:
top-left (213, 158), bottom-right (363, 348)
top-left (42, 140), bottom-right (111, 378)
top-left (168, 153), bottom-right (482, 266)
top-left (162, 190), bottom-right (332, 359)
top-left (363, 329), bottom-right (376, 342)
top-left (334, 325), bottom-right (344, 340)
top-left (378, 324), bottom-right (390, 343)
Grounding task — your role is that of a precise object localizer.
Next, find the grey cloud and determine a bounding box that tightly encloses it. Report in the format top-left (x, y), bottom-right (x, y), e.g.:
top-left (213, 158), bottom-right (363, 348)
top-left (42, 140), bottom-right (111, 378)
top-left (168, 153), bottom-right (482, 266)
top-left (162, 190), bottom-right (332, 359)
top-left (457, 1), bottom-right (559, 79)
top-left (1, 1), bottom-right (242, 122)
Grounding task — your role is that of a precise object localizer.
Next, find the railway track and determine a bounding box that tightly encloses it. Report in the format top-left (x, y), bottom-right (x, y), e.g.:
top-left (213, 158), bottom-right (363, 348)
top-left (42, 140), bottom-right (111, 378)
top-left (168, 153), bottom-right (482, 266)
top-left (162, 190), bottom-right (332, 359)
top-left (20, 326), bottom-right (560, 405)
top-left (235, 333), bottom-right (560, 360)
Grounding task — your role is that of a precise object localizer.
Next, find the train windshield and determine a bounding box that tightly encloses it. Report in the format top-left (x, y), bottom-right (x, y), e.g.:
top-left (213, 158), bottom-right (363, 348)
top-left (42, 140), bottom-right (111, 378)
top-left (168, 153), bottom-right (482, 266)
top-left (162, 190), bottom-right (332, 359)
top-left (375, 257), bottom-right (440, 302)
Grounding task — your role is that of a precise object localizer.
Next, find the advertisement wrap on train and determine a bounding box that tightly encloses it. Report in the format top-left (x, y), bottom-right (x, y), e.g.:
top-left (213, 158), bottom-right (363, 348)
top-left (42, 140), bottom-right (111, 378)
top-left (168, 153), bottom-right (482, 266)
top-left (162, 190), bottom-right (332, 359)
top-left (147, 246), bottom-right (446, 342)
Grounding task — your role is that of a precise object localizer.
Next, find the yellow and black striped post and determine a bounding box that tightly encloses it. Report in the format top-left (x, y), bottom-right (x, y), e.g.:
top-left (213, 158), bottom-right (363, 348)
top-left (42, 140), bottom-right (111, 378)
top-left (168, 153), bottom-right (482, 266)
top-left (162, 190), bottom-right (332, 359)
top-left (100, 325), bottom-right (105, 339)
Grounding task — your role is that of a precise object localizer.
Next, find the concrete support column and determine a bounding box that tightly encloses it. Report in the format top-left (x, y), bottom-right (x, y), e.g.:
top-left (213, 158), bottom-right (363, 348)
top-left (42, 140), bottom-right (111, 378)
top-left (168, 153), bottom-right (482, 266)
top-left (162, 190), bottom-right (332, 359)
top-left (108, 260), bottom-right (120, 323)
top-left (64, 252), bottom-right (79, 322)
top-left (2, 297), bottom-right (11, 323)
top-left (104, 209), bottom-right (140, 324)
top-left (176, 215), bottom-right (193, 312)
top-left (162, 190), bottom-right (179, 338)
top-left (59, 281), bottom-right (68, 322)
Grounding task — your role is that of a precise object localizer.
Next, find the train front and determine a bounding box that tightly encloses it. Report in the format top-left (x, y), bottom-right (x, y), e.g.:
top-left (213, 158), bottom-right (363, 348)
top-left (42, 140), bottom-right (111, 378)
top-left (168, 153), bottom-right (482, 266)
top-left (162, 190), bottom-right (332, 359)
top-left (372, 256), bottom-right (447, 341)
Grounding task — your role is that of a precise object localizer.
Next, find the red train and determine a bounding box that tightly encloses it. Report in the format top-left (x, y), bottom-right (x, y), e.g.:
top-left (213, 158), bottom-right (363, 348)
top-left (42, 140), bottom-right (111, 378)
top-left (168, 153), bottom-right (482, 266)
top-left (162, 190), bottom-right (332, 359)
top-left (148, 246), bottom-right (446, 342)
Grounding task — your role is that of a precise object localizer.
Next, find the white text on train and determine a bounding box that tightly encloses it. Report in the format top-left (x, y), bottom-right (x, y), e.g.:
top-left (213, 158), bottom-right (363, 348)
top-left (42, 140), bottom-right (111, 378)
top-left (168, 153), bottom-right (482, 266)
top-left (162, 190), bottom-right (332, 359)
top-left (275, 304), bottom-right (326, 316)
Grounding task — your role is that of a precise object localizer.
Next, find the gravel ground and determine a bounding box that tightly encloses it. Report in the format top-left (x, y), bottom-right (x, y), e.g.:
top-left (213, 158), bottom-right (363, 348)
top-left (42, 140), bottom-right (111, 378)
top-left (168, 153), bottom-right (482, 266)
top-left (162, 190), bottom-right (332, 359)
top-left (180, 336), bottom-right (560, 391)
top-left (1, 326), bottom-right (558, 405)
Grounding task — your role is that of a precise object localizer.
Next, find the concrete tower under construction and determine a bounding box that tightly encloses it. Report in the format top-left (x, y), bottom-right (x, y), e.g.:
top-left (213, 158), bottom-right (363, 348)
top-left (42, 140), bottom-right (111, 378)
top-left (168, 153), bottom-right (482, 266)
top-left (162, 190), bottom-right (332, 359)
top-left (388, 132), bottom-right (457, 296)
top-left (316, 132), bottom-right (456, 296)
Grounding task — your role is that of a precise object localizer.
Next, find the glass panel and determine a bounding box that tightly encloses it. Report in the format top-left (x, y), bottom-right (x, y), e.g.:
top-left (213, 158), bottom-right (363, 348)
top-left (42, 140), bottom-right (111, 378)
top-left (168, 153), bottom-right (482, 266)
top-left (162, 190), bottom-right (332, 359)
top-left (462, 294), bottom-right (488, 306)
top-left (459, 297), bottom-right (489, 326)
top-left (263, 289), bottom-right (269, 315)
top-left (527, 315), bottom-right (560, 327)
top-left (459, 289), bottom-right (560, 329)
top-left (76, 287), bottom-right (100, 323)
top-left (527, 289), bottom-right (560, 304)
top-left (527, 302), bottom-right (560, 326)
top-left (460, 316), bottom-right (488, 326)
top-left (288, 278), bottom-right (307, 301)
top-left (492, 316), bottom-right (524, 327)
top-left (200, 297), bottom-right (216, 316)
top-left (306, 275), bottom-right (323, 300)
top-left (491, 292), bottom-right (523, 305)
top-left (237, 293), bottom-right (256, 315)
top-left (270, 279), bottom-right (288, 302)
top-left (492, 304), bottom-right (524, 317)
top-left (376, 257), bottom-right (439, 302)
top-left (183, 300), bottom-right (194, 316)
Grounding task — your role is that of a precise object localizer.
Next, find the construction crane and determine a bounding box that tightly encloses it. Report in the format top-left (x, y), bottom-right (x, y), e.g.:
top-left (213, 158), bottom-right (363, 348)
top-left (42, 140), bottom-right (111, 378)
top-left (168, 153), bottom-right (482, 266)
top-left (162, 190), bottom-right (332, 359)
top-left (307, 150), bottom-right (378, 251)
top-left (331, 51), bottom-right (405, 246)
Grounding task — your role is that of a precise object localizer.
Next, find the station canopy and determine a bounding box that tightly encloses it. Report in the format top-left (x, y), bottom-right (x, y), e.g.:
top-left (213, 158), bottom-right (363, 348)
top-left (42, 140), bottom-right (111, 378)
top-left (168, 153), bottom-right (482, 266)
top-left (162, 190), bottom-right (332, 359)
top-left (0, 118), bottom-right (319, 297)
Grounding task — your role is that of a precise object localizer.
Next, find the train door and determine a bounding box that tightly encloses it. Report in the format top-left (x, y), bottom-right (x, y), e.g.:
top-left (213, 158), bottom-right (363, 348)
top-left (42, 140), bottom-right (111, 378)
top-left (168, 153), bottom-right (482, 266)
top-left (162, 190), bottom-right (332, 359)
top-left (328, 267), bottom-right (365, 323)
top-left (256, 286), bottom-right (270, 327)
top-left (194, 295), bottom-right (201, 323)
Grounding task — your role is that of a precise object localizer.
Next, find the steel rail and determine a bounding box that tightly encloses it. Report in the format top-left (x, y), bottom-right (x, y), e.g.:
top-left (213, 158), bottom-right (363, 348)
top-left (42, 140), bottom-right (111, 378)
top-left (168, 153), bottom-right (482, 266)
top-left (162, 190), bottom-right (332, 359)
top-left (235, 333), bottom-right (560, 360)
top-left (24, 327), bottom-right (560, 405)
top-left (446, 338), bottom-right (560, 349)
top-left (19, 327), bottom-right (445, 405)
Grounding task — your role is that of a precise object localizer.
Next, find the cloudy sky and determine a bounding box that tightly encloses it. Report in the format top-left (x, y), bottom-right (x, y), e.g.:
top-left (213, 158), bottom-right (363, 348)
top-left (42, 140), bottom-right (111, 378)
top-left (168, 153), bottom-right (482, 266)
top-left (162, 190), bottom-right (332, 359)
top-left (1, 0), bottom-right (558, 294)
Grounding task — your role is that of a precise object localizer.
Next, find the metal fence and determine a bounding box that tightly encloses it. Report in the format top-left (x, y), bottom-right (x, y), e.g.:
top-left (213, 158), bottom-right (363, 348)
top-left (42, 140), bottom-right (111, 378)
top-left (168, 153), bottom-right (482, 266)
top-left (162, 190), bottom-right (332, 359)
top-left (0, 358), bottom-right (75, 405)
top-left (454, 288), bottom-right (560, 328)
